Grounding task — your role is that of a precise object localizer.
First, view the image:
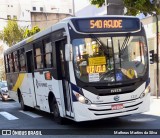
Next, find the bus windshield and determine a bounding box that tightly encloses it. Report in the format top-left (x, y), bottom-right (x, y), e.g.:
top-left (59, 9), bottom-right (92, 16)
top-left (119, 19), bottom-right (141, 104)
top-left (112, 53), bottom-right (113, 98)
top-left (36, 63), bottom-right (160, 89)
top-left (72, 35), bottom-right (148, 83)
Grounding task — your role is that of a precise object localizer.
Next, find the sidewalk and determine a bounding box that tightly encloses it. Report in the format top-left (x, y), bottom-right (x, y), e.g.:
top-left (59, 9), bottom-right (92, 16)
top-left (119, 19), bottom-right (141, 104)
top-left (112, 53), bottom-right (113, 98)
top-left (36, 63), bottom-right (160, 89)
top-left (143, 96), bottom-right (160, 116)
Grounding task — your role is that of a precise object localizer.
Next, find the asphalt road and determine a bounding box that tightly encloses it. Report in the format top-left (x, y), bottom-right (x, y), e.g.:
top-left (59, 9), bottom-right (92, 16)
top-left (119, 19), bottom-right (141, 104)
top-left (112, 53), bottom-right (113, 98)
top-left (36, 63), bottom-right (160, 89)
top-left (0, 98), bottom-right (160, 138)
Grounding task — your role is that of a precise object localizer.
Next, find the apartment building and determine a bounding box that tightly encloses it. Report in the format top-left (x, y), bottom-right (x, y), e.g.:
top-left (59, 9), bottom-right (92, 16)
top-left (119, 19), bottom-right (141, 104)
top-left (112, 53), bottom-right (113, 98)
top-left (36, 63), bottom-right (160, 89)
top-left (0, 0), bottom-right (73, 80)
top-left (30, 0), bottom-right (72, 29)
top-left (141, 15), bottom-right (160, 96)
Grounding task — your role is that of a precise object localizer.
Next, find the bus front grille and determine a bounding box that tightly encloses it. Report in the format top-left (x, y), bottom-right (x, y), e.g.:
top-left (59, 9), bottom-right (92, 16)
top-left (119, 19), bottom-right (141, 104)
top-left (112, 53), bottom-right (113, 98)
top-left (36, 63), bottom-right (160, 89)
top-left (88, 101), bottom-right (143, 116)
top-left (94, 108), bottom-right (138, 116)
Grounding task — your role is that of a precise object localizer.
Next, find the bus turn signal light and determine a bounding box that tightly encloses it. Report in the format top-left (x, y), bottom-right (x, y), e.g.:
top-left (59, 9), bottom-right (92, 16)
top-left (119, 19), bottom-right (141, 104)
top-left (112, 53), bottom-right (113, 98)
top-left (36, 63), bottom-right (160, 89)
top-left (45, 72), bottom-right (52, 80)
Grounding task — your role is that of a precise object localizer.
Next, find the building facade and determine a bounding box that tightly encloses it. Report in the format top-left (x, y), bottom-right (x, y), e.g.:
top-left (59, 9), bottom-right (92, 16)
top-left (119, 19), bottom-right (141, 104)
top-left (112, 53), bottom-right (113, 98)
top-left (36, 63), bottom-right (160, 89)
top-left (141, 15), bottom-right (160, 96)
top-left (30, 0), bottom-right (72, 29)
top-left (0, 0), bottom-right (73, 80)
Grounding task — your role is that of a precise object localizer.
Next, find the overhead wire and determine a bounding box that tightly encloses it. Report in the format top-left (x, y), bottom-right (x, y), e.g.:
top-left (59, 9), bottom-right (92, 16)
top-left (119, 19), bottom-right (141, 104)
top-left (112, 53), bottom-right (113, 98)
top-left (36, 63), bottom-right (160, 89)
top-left (0, 17), bottom-right (61, 22)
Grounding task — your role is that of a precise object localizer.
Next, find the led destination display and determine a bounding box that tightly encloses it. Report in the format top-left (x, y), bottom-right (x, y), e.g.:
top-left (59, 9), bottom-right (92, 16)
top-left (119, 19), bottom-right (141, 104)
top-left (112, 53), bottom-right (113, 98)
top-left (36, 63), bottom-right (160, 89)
top-left (71, 17), bottom-right (141, 33)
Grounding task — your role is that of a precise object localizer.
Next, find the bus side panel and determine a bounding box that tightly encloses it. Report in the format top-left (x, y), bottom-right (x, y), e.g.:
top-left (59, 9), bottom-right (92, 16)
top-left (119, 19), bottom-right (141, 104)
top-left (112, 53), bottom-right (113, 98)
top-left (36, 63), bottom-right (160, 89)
top-left (33, 71), bottom-right (64, 115)
top-left (6, 73), bottom-right (19, 102)
top-left (7, 72), bottom-right (36, 108)
top-left (21, 73), bottom-right (36, 107)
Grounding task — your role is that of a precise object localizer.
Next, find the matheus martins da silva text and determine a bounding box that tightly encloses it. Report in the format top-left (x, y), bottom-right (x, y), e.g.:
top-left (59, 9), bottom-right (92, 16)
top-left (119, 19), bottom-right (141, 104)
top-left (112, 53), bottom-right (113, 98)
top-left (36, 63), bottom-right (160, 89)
top-left (114, 130), bottom-right (158, 135)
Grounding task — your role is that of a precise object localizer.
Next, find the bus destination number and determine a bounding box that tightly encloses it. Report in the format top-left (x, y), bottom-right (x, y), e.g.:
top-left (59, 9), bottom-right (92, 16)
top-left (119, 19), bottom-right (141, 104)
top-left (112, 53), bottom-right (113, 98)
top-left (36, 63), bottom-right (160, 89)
top-left (90, 20), bottom-right (122, 29)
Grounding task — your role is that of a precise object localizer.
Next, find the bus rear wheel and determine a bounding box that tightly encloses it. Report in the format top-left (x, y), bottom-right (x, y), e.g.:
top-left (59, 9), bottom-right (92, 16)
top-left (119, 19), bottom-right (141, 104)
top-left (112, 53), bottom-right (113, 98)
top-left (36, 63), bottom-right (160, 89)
top-left (20, 93), bottom-right (28, 111)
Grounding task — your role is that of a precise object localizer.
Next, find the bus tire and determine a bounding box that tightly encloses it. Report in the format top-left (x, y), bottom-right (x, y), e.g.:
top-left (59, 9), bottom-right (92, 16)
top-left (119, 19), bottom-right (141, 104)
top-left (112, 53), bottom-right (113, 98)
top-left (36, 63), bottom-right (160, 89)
top-left (20, 93), bottom-right (28, 111)
top-left (2, 97), bottom-right (6, 102)
top-left (51, 99), bottom-right (64, 124)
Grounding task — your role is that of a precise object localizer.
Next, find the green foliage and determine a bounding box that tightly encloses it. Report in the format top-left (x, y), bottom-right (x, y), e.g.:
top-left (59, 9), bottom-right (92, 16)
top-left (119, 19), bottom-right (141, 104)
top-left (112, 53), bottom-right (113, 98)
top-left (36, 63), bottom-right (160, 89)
top-left (0, 19), bottom-right (41, 47)
top-left (23, 26), bottom-right (40, 38)
top-left (0, 19), bottom-right (25, 47)
top-left (123, 0), bottom-right (160, 15)
top-left (89, 0), bottom-right (160, 16)
top-left (89, 0), bottom-right (105, 7)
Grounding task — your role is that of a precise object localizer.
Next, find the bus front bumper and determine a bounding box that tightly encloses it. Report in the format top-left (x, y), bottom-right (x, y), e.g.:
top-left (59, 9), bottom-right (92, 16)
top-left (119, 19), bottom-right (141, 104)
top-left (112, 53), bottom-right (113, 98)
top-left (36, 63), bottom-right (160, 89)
top-left (72, 93), bottom-right (150, 122)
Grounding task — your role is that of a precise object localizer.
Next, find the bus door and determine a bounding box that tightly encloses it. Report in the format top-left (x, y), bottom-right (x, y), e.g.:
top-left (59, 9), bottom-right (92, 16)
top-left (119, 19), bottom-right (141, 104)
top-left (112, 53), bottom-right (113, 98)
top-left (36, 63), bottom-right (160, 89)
top-left (26, 50), bottom-right (37, 107)
top-left (55, 39), bottom-right (74, 117)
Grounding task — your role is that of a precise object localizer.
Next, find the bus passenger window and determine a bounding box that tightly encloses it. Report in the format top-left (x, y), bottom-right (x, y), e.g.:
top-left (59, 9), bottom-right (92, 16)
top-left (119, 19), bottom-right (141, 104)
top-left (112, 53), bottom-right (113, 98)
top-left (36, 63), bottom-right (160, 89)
top-left (34, 41), bottom-right (44, 69)
top-left (35, 48), bottom-right (43, 69)
top-left (13, 51), bottom-right (19, 72)
top-left (44, 38), bottom-right (52, 68)
top-left (36, 48), bottom-right (43, 69)
top-left (9, 53), bottom-right (14, 72)
top-left (5, 55), bottom-right (10, 73)
top-left (19, 49), bottom-right (26, 71)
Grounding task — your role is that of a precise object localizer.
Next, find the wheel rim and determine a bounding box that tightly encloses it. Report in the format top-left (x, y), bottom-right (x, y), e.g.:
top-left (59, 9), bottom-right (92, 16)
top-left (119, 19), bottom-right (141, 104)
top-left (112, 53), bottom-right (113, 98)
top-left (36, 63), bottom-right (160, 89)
top-left (53, 104), bottom-right (59, 118)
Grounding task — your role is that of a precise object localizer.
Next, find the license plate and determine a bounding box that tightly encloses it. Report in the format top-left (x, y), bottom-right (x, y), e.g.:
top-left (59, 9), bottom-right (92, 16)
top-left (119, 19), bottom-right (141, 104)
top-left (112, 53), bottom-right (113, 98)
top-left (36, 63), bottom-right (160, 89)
top-left (111, 104), bottom-right (123, 110)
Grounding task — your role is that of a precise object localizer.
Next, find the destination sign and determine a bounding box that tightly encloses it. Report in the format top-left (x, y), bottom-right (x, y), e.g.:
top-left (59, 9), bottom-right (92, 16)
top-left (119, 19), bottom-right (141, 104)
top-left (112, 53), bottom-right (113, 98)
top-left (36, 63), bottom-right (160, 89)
top-left (90, 19), bottom-right (122, 29)
top-left (71, 17), bottom-right (141, 33)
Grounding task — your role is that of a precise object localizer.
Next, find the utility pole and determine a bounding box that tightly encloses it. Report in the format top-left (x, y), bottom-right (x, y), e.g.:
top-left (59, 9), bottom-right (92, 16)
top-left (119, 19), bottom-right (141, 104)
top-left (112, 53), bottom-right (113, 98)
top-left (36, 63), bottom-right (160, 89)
top-left (105, 0), bottom-right (108, 15)
top-left (72, 0), bottom-right (75, 16)
top-left (155, 13), bottom-right (159, 99)
top-left (152, 0), bottom-right (160, 99)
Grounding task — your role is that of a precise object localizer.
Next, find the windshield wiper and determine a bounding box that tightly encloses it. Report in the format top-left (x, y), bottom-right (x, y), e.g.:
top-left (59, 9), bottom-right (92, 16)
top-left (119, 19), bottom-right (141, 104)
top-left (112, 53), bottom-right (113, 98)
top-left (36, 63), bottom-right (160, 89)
top-left (118, 40), bottom-right (122, 68)
top-left (89, 34), bottom-right (108, 55)
top-left (120, 34), bottom-right (130, 55)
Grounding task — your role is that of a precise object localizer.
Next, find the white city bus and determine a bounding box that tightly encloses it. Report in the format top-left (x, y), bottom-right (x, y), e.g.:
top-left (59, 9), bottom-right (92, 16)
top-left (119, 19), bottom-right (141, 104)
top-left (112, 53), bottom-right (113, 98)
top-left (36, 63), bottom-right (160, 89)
top-left (4, 16), bottom-right (150, 123)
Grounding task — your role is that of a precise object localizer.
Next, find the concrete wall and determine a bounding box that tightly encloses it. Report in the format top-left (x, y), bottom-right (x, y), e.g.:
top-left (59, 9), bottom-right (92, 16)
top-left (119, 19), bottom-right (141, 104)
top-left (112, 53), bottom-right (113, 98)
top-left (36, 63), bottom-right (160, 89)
top-left (31, 12), bottom-right (71, 30)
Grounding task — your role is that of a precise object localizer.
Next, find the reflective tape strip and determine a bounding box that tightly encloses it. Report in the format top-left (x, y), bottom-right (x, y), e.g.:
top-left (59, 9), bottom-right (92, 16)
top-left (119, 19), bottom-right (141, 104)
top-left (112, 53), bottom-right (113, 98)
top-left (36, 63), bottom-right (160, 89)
top-left (12, 73), bottom-right (25, 92)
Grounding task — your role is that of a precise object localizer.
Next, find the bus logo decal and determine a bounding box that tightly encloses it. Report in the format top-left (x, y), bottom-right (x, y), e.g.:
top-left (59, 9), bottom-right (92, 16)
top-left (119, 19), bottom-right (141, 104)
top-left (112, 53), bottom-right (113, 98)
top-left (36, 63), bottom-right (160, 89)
top-left (114, 95), bottom-right (120, 102)
top-left (97, 96), bottom-right (100, 100)
top-left (36, 79), bottom-right (47, 88)
top-left (111, 89), bottom-right (122, 93)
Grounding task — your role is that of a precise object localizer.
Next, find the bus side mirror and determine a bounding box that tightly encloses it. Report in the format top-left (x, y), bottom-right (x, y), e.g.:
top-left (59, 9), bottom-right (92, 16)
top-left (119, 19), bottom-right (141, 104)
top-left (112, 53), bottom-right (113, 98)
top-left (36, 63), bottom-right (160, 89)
top-left (65, 44), bottom-right (73, 61)
top-left (149, 50), bottom-right (154, 64)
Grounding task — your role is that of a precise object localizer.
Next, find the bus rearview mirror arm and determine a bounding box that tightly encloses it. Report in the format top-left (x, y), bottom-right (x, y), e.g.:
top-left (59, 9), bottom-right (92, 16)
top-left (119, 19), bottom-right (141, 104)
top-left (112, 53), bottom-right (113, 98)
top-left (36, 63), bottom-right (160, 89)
top-left (65, 44), bottom-right (73, 61)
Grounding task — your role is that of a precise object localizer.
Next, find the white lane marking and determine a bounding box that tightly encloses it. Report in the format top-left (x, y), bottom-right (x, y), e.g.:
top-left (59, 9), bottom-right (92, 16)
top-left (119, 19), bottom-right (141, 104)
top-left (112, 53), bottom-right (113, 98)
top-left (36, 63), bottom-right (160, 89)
top-left (0, 112), bottom-right (19, 120)
top-left (19, 110), bottom-right (42, 118)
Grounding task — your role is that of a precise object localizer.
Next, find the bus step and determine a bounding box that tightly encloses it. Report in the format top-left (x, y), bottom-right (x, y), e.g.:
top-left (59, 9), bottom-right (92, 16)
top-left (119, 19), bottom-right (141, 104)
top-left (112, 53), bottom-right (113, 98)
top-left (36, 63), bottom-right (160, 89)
top-left (34, 106), bottom-right (40, 110)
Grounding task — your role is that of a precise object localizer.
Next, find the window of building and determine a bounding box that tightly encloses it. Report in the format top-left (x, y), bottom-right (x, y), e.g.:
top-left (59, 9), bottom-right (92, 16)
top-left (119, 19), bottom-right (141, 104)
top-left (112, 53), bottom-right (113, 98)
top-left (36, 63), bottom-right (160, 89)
top-left (13, 51), bottom-right (19, 72)
top-left (19, 49), bottom-right (26, 71)
top-left (7, 15), bottom-right (11, 19)
top-left (40, 7), bottom-right (43, 12)
top-left (56, 13), bottom-right (59, 18)
top-left (33, 7), bottom-right (36, 11)
top-left (44, 38), bottom-right (52, 68)
top-left (13, 15), bottom-right (17, 19)
top-left (11, 5), bottom-right (13, 7)
top-left (69, 9), bottom-right (72, 13)
top-left (34, 41), bottom-right (44, 69)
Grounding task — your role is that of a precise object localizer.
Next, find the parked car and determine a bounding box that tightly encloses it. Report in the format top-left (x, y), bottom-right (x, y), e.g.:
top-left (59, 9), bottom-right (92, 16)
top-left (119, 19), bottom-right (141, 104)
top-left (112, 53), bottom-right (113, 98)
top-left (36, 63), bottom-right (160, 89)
top-left (0, 81), bottom-right (9, 101)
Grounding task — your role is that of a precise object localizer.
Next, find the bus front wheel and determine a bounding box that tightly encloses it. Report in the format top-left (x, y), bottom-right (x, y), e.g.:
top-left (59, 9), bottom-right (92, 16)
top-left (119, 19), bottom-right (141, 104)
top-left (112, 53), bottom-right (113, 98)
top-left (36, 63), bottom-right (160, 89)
top-left (51, 100), bottom-right (64, 124)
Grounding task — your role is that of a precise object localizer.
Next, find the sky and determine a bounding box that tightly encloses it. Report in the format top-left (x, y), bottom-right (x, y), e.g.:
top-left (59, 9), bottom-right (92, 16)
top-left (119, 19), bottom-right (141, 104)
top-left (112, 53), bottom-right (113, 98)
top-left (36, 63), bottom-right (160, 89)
top-left (74, 0), bottom-right (90, 12)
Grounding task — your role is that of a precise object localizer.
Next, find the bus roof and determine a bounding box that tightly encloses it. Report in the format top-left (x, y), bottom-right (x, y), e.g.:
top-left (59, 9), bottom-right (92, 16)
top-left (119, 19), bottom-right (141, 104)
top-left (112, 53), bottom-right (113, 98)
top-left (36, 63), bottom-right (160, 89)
top-left (4, 15), bottom-right (140, 54)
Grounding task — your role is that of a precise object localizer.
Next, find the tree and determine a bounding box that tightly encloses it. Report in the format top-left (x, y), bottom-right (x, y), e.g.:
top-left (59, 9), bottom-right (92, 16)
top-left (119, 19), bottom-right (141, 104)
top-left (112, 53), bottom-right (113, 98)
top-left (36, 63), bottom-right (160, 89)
top-left (89, 0), bottom-right (160, 16)
top-left (0, 45), bottom-right (5, 80)
top-left (0, 19), bottom-right (25, 47)
top-left (23, 26), bottom-right (40, 38)
top-left (0, 20), bottom-right (41, 47)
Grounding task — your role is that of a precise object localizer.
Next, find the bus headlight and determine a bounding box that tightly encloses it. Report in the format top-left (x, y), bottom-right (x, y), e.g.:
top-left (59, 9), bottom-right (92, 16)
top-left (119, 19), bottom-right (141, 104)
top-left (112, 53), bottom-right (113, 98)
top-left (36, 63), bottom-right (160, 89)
top-left (74, 92), bottom-right (91, 105)
top-left (140, 85), bottom-right (151, 99)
